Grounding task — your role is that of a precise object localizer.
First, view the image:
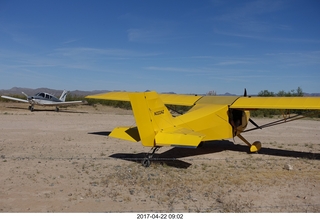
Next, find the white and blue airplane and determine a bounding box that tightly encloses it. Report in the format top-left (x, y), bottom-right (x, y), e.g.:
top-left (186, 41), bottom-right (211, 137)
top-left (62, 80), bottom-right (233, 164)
top-left (1, 90), bottom-right (84, 112)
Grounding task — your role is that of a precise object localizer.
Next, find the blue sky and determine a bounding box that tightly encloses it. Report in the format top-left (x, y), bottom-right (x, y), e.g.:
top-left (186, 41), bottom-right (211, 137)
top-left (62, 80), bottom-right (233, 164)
top-left (0, 0), bottom-right (319, 95)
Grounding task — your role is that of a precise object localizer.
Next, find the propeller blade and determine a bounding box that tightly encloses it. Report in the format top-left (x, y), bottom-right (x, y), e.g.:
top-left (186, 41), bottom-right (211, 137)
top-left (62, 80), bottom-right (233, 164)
top-left (244, 88), bottom-right (247, 97)
top-left (249, 118), bottom-right (262, 129)
top-left (22, 92), bottom-right (28, 98)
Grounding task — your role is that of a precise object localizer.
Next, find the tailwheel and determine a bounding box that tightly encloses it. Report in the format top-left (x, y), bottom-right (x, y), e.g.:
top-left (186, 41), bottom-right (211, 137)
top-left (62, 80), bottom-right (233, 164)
top-left (237, 134), bottom-right (262, 153)
top-left (142, 158), bottom-right (151, 167)
top-left (141, 146), bottom-right (160, 167)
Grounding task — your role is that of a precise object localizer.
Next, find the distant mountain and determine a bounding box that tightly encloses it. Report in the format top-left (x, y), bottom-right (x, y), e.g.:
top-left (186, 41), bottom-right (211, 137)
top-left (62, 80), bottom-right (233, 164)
top-left (0, 87), bottom-right (110, 97)
top-left (219, 92), bottom-right (237, 96)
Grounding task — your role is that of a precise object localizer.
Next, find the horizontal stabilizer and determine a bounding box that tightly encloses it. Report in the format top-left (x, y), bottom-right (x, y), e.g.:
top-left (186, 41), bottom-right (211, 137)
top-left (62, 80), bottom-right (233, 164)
top-left (155, 128), bottom-right (204, 147)
top-left (109, 126), bottom-right (140, 142)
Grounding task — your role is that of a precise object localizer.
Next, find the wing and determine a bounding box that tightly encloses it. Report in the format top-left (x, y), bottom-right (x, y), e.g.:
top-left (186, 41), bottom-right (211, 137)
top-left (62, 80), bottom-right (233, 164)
top-left (86, 91), bottom-right (202, 106)
top-left (86, 92), bottom-right (320, 110)
top-left (231, 97), bottom-right (320, 110)
top-left (43, 101), bottom-right (84, 106)
top-left (0, 95), bottom-right (29, 103)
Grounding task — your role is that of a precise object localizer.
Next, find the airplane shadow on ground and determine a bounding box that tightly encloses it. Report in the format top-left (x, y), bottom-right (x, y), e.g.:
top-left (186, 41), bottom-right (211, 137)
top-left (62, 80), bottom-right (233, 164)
top-left (89, 131), bottom-right (320, 169)
top-left (5, 106), bottom-right (88, 114)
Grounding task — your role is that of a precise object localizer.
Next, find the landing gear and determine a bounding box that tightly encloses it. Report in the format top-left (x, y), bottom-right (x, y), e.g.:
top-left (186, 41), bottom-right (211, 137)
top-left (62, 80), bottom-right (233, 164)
top-left (29, 105), bottom-right (34, 112)
top-left (237, 133), bottom-right (261, 153)
top-left (141, 146), bottom-right (161, 167)
top-left (142, 158), bottom-right (151, 167)
top-left (55, 107), bottom-right (60, 112)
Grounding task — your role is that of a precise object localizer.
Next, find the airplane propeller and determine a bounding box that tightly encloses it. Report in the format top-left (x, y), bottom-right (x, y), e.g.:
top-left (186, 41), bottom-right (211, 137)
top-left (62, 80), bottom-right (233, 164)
top-left (22, 92), bottom-right (33, 101)
top-left (22, 92), bottom-right (28, 98)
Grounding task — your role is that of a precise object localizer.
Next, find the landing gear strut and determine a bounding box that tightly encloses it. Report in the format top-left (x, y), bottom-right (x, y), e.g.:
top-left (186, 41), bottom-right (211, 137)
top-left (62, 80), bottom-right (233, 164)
top-left (142, 146), bottom-right (160, 167)
top-left (237, 133), bottom-right (261, 153)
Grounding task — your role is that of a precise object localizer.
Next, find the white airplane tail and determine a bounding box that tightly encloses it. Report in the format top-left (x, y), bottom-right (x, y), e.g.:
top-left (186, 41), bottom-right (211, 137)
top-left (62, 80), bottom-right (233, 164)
top-left (59, 90), bottom-right (67, 102)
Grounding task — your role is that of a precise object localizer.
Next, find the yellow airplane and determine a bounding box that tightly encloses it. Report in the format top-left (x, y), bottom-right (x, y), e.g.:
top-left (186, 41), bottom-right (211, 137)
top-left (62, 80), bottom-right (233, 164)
top-left (86, 90), bottom-right (320, 167)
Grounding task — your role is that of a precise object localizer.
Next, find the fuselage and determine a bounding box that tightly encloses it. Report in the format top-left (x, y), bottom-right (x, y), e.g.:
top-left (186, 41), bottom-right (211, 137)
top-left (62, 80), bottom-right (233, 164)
top-left (169, 96), bottom-right (250, 142)
top-left (28, 92), bottom-right (62, 105)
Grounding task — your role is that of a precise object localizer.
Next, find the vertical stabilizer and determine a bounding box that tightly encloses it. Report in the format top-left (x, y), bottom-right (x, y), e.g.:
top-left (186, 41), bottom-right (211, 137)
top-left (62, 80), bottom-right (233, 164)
top-left (59, 90), bottom-right (67, 102)
top-left (129, 91), bottom-right (175, 147)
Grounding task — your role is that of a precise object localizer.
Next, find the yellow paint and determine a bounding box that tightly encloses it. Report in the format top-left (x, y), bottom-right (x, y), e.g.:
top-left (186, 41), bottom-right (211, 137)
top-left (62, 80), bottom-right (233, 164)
top-left (86, 91), bottom-right (320, 152)
top-left (231, 96), bottom-right (320, 110)
top-left (109, 126), bottom-right (140, 142)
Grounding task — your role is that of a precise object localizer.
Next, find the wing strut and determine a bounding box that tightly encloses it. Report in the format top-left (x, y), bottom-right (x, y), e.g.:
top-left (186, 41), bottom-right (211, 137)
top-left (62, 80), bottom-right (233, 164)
top-left (249, 118), bottom-right (262, 129)
top-left (244, 114), bottom-right (307, 133)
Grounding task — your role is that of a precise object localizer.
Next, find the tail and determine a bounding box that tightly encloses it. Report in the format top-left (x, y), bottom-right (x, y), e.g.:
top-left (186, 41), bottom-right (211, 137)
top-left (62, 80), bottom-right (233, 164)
top-left (129, 91), bottom-right (175, 147)
top-left (59, 90), bottom-right (67, 102)
top-left (109, 91), bottom-right (204, 147)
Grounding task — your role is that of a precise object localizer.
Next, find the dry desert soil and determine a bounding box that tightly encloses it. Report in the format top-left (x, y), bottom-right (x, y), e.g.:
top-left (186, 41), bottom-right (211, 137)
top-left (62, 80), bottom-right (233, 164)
top-left (0, 102), bottom-right (319, 213)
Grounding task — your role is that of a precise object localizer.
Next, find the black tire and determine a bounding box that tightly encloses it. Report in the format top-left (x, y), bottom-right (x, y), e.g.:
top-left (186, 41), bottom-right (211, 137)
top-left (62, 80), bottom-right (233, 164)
top-left (142, 158), bottom-right (151, 167)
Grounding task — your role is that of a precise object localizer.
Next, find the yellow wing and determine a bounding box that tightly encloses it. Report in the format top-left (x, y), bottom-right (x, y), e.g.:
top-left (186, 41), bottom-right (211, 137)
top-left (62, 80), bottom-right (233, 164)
top-left (86, 92), bottom-right (130, 102)
top-left (86, 92), bottom-right (320, 110)
top-left (86, 91), bottom-right (202, 106)
top-left (231, 97), bottom-right (320, 110)
top-left (86, 91), bottom-right (241, 106)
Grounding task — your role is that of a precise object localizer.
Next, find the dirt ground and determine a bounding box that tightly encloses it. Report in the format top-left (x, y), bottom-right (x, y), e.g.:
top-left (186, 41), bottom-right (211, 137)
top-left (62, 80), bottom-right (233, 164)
top-left (0, 102), bottom-right (319, 213)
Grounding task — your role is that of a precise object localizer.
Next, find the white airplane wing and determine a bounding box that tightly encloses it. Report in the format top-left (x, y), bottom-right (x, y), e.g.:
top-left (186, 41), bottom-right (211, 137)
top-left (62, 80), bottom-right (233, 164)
top-left (1, 95), bottom-right (29, 103)
top-left (44, 100), bottom-right (84, 106)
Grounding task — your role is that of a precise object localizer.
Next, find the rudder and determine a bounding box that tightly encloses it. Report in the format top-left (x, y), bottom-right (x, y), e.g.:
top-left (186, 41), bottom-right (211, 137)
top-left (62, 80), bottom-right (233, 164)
top-left (129, 91), bottom-right (174, 147)
top-left (59, 90), bottom-right (67, 102)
